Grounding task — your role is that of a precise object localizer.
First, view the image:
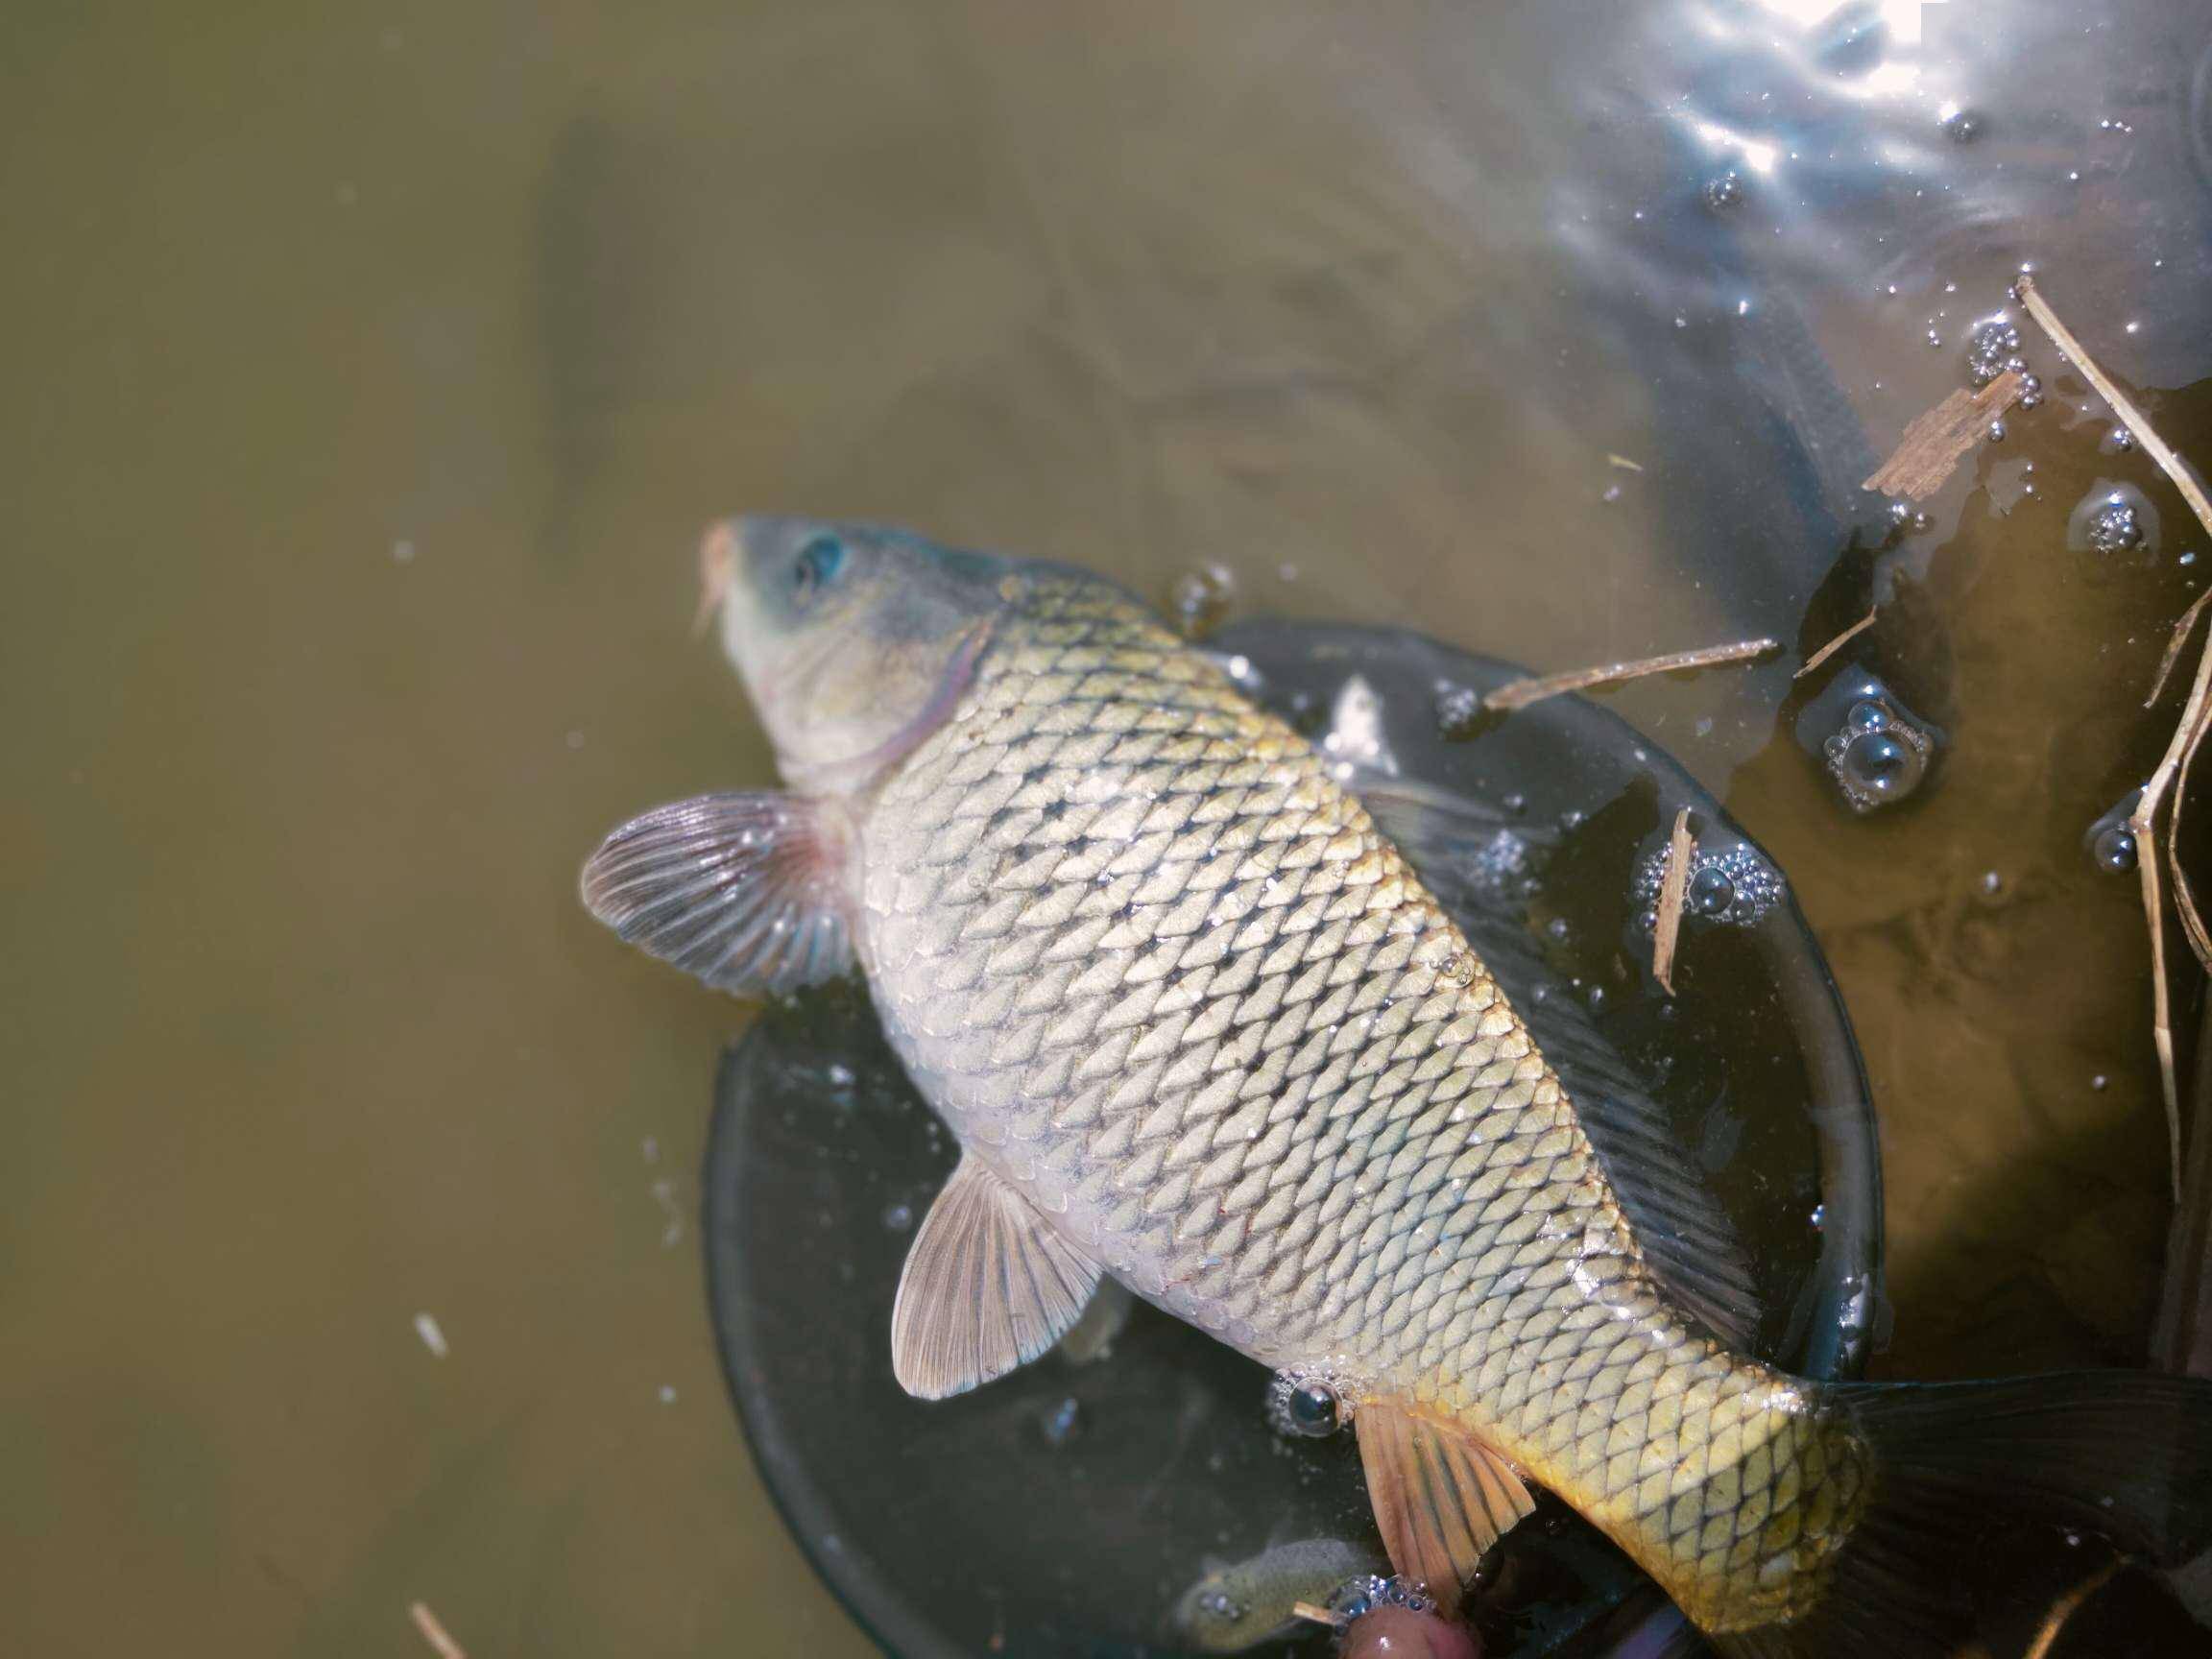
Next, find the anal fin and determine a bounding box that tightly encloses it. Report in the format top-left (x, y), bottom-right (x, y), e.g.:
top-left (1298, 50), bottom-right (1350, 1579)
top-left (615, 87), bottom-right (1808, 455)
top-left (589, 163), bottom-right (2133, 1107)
top-left (891, 1154), bottom-right (1101, 1400)
top-left (1356, 1398), bottom-right (1536, 1615)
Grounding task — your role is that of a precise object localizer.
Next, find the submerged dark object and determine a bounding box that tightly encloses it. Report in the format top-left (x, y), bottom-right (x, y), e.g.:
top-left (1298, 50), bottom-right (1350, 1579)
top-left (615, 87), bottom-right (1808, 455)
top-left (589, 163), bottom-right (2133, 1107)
top-left (704, 620), bottom-right (1880, 1658)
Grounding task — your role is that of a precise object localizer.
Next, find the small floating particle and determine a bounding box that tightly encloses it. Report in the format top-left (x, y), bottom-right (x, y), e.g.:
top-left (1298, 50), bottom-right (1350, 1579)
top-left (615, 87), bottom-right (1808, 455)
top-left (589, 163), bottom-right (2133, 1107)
top-left (409, 1601), bottom-right (467, 1659)
top-left (413, 1312), bottom-right (448, 1359)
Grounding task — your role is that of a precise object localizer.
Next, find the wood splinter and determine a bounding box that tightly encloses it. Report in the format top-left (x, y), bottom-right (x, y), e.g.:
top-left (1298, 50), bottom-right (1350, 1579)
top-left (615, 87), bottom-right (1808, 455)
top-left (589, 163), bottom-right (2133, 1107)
top-left (1483, 638), bottom-right (1779, 712)
top-left (1863, 370), bottom-right (2023, 500)
top-left (1291, 1600), bottom-right (1352, 1629)
top-left (1795, 608), bottom-right (1879, 681)
top-left (1650, 807), bottom-right (1695, 998)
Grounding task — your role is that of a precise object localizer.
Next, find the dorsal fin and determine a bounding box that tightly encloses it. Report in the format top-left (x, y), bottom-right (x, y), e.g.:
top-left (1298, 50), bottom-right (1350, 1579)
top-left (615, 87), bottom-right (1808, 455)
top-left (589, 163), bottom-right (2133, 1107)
top-left (1355, 774), bottom-right (1761, 1351)
top-left (1356, 1398), bottom-right (1535, 1615)
top-left (891, 1155), bottom-right (1102, 1399)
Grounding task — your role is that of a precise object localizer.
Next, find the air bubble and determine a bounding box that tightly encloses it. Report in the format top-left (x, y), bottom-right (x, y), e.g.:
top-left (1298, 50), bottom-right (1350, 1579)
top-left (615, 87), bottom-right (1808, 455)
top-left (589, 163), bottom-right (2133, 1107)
top-left (1688, 865), bottom-right (1737, 916)
top-left (1987, 421), bottom-right (2008, 443)
top-left (1939, 108), bottom-right (1986, 143)
top-left (1169, 565), bottom-right (1236, 641)
top-left (1042, 1396), bottom-right (1081, 1446)
top-left (1266, 1370), bottom-right (1350, 1438)
top-left (2085, 794), bottom-right (2142, 874)
top-left (1702, 171), bottom-right (1745, 212)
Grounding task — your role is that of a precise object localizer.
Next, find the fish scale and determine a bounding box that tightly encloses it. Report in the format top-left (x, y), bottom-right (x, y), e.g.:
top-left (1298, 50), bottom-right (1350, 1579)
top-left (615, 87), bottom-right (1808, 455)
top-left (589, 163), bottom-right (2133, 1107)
top-left (857, 574), bottom-right (1861, 1632)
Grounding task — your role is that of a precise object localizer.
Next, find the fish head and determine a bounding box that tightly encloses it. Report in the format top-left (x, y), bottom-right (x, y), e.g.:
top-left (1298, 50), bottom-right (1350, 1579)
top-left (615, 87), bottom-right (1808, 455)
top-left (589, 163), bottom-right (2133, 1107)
top-left (702, 515), bottom-right (1010, 792)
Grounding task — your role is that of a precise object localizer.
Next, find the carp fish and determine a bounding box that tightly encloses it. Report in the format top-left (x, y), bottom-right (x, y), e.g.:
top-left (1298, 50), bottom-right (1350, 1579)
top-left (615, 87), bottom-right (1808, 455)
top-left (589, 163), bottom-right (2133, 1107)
top-left (582, 516), bottom-right (2212, 1656)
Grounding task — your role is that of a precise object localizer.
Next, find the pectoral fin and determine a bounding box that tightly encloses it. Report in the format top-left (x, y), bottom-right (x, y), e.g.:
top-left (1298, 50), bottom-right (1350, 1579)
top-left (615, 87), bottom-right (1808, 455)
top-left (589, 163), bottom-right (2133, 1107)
top-left (1356, 1399), bottom-right (1536, 1614)
top-left (579, 792), bottom-right (854, 996)
top-left (891, 1155), bottom-right (1101, 1399)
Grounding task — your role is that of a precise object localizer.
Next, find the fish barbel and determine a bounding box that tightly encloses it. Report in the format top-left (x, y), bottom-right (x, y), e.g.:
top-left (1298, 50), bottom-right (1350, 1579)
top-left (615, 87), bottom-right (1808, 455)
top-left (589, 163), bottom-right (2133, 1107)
top-left (583, 516), bottom-right (2212, 1657)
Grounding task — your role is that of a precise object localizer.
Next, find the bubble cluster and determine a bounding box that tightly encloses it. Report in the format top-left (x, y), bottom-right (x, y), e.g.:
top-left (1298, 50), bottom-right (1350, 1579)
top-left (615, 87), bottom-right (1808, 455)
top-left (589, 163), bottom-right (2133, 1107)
top-left (1811, 685), bottom-right (1936, 813)
top-left (1631, 839), bottom-right (1787, 928)
top-left (1887, 499), bottom-right (1933, 536)
top-left (1327, 1575), bottom-right (1435, 1622)
top-left (1464, 828), bottom-right (1538, 902)
top-left (1266, 1370), bottom-right (1348, 1438)
top-left (1965, 317), bottom-right (2022, 387)
top-left (1432, 682), bottom-right (1485, 740)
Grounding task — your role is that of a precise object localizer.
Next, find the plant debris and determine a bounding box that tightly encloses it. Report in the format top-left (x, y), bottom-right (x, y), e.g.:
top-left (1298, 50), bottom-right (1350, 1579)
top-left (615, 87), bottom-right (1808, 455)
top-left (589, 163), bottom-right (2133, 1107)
top-left (2014, 276), bottom-right (2212, 1194)
top-left (409, 1602), bottom-right (468, 1659)
top-left (1482, 637), bottom-right (1779, 712)
top-left (2016, 276), bottom-right (2212, 539)
top-left (1292, 1600), bottom-right (1351, 1629)
top-left (1794, 607), bottom-right (1878, 681)
top-left (1650, 807), bottom-right (1695, 998)
top-left (1862, 370), bottom-right (2023, 499)
top-left (2147, 588), bottom-right (2212, 710)
top-left (1605, 453), bottom-right (1646, 472)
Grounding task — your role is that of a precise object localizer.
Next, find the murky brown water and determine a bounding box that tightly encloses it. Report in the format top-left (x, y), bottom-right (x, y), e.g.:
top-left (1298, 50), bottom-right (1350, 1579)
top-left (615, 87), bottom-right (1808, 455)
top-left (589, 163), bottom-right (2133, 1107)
top-left (5, 2), bottom-right (2208, 1654)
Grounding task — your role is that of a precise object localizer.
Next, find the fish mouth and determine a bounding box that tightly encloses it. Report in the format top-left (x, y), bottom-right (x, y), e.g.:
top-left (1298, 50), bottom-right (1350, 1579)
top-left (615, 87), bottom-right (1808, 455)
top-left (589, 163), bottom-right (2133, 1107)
top-left (694, 520), bottom-right (738, 637)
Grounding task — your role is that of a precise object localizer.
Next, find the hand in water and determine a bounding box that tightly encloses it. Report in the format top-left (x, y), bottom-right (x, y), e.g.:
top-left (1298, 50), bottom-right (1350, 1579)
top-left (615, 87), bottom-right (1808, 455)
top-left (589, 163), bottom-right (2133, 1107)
top-left (1338, 1601), bottom-right (1480, 1659)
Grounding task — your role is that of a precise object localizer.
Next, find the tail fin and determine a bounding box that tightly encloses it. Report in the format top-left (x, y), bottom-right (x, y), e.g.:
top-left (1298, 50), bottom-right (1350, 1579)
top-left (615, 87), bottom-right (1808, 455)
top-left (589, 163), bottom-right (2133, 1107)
top-left (1719, 1372), bottom-right (2212, 1659)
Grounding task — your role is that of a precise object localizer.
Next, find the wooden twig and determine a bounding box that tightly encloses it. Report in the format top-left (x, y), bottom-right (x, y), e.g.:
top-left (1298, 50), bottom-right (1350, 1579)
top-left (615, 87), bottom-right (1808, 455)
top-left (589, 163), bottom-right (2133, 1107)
top-left (2170, 693), bottom-right (2212, 974)
top-left (2020, 1557), bottom-right (2124, 1659)
top-left (2148, 589), bottom-right (2212, 709)
top-left (409, 1602), bottom-right (468, 1659)
top-left (1291, 1600), bottom-right (1351, 1629)
top-left (1794, 608), bottom-right (1878, 681)
top-left (1651, 808), bottom-right (1695, 998)
top-left (2015, 276), bottom-right (2212, 1191)
top-left (1483, 638), bottom-right (1779, 712)
top-left (1862, 371), bottom-right (2023, 499)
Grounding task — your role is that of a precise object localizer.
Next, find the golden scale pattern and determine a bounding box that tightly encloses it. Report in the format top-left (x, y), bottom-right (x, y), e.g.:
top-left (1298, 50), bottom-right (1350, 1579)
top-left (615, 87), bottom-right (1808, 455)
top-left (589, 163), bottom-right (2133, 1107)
top-left (860, 578), bottom-right (1866, 1630)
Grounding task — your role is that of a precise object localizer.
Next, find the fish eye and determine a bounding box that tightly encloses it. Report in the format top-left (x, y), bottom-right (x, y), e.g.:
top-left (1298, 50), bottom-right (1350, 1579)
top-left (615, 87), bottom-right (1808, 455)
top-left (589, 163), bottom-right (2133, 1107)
top-left (791, 533), bottom-right (848, 599)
